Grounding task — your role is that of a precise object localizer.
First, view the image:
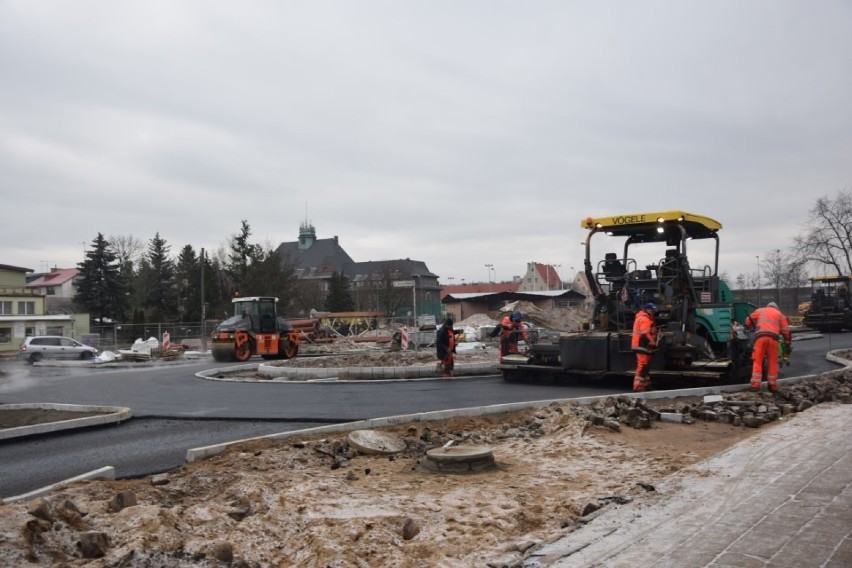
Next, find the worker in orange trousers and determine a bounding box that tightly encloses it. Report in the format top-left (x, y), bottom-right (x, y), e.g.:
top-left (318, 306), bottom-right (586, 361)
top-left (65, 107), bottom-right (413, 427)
top-left (631, 303), bottom-right (658, 392)
top-left (745, 301), bottom-right (791, 392)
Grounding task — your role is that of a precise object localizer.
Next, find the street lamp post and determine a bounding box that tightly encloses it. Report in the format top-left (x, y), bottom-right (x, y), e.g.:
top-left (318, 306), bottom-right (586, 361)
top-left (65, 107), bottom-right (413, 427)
top-left (756, 255), bottom-right (761, 305)
top-left (485, 264), bottom-right (493, 283)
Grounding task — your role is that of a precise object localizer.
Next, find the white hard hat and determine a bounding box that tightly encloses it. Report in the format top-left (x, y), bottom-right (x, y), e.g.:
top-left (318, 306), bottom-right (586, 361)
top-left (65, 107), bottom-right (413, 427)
top-left (767, 302), bottom-right (779, 309)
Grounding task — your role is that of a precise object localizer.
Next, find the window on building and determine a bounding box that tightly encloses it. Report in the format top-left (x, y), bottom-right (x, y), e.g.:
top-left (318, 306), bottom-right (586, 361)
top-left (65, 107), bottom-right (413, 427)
top-left (0, 301), bottom-right (11, 315)
top-left (46, 286), bottom-right (56, 295)
top-left (0, 328), bottom-right (11, 344)
top-left (18, 301), bottom-right (35, 315)
top-left (46, 326), bottom-right (64, 336)
top-left (25, 326), bottom-right (35, 337)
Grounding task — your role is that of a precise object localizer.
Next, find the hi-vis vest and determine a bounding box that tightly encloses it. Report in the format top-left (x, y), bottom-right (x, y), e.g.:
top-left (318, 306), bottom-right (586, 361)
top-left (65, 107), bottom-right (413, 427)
top-left (631, 310), bottom-right (656, 353)
top-left (746, 307), bottom-right (790, 341)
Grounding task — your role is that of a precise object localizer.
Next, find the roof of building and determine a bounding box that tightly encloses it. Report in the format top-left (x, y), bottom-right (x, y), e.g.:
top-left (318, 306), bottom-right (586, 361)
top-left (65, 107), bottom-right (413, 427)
top-left (533, 263), bottom-right (562, 287)
top-left (0, 264), bottom-right (34, 273)
top-left (440, 282), bottom-right (519, 299)
top-left (442, 289), bottom-right (585, 302)
top-left (344, 259), bottom-right (438, 281)
top-left (26, 268), bottom-right (79, 288)
top-left (275, 238), bottom-right (355, 276)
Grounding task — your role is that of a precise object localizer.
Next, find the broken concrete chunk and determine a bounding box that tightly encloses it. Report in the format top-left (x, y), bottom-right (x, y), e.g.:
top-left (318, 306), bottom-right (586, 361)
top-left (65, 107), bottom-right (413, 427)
top-left (78, 531), bottom-right (109, 558)
top-left (210, 540), bottom-right (234, 563)
top-left (742, 415), bottom-right (763, 428)
top-left (107, 490), bottom-right (137, 513)
top-left (151, 473), bottom-right (170, 486)
top-left (402, 517), bottom-right (421, 540)
top-left (27, 498), bottom-right (54, 522)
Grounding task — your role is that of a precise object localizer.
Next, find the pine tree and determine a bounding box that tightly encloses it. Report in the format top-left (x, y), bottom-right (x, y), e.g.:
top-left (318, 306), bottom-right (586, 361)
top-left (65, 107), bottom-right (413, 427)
top-left (175, 245), bottom-right (201, 321)
top-left (325, 271), bottom-right (354, 312)
top-left (144, 232), bottom-right (179, 322)
top-left (227, 220), bottom-right (262, 295)
top-left (75, 233), bottom-right (129, 324)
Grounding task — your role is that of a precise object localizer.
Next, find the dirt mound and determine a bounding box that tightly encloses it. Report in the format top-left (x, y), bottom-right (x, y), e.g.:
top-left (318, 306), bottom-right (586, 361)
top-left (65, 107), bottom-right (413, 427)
top-left (499, 300), bottom-right (589, 332)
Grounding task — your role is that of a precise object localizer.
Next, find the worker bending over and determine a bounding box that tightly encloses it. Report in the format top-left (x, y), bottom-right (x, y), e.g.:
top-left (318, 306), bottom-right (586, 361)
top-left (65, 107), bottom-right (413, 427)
top-left (490, 310), bottom-right (528, 362)
top-left (745, 301), bottom-right (791, 392)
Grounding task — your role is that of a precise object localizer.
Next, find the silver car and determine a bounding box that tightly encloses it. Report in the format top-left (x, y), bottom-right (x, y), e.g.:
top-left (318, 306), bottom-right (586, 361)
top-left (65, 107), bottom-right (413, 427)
top-left (19, 336), bottom-right (98, 363)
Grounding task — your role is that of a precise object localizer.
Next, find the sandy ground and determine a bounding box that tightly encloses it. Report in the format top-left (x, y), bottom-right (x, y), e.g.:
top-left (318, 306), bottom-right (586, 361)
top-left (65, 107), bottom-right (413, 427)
top-left (0, 390), bottom-right (779, 568)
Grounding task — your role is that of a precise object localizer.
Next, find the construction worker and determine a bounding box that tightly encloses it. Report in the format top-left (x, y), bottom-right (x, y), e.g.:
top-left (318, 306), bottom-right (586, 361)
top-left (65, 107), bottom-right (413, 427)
top-left (435, 317), bottom-right (456, 378)
top-left (631, 303), bottom-right (658, 392)
top-left (745, 301), bottom-right (791, 392)
top-left (490, 310), bottom-right (528, 361)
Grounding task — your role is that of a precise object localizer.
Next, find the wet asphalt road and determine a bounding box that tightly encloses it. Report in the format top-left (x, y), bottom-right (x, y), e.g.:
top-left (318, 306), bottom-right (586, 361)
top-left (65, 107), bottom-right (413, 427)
top-left (0, 333), bottom-right (849, 498)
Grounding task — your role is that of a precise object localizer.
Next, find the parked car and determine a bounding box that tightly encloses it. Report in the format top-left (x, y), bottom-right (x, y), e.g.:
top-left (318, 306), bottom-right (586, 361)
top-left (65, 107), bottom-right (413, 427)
top-left (19, 336), bottom-right (98, 363)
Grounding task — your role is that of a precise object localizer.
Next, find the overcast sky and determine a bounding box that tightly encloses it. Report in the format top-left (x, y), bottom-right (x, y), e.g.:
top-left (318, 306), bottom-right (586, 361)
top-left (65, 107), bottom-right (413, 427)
top-left (1, 1), bottom-right (850, 286)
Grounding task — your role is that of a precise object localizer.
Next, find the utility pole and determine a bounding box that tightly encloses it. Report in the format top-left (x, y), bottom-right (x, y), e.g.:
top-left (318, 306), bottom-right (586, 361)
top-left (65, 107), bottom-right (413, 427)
top-left (201, 248), bottom-right (207, 353)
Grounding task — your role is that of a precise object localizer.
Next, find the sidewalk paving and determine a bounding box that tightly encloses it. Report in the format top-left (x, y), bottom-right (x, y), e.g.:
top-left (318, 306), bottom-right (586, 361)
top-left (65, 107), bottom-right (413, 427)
top-left (524, 402), bottom-right (852, 568)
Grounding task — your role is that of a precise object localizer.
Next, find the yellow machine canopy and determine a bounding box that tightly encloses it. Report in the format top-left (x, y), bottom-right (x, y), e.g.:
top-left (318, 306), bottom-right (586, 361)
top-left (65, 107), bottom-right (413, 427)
top-left (581, 211), bottom-right (722, 241)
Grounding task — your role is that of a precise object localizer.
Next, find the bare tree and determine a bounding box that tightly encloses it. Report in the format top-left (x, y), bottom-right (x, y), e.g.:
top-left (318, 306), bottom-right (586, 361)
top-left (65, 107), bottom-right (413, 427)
top-left (760, 248), bottom-right (810, 308)
top-left (761, 249), bottom-right (785, 305)
top-left (359, 261), bottom-right (410, 317)
top-left (793, 189), bottom-right (852, 275)
top-left (108, 234), bottom-right (145, 268)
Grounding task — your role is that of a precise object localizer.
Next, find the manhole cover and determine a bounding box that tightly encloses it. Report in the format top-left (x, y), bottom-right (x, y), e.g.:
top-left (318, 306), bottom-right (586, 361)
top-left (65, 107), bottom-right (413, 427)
top-left (423, 444), bottom-right (496, 473)
top-left (347, 430), bottom-right (406, 455)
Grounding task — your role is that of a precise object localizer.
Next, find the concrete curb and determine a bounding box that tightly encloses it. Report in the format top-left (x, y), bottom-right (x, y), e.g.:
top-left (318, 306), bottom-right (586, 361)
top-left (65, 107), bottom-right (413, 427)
top-left (30, 356), bottom-right (207, 369)
top-left (196, 361), bottom-right (499, 382)
top-left (0, 403), bottom-right (132, 441)
top-left (1, 466), bottom-right (116, 505)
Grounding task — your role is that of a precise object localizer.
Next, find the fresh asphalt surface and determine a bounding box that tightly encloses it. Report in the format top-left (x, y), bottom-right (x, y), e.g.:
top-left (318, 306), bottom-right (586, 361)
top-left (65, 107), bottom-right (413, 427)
top-left (0, 334), bottom-right (848, 498)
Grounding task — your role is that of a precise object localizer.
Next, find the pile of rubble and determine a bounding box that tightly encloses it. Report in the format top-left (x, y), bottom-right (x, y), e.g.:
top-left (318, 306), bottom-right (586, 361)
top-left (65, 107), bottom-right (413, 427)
top-left (497, 301), bottom-right (589, 333)
top-left (577, 372), bottom-right (852, 432)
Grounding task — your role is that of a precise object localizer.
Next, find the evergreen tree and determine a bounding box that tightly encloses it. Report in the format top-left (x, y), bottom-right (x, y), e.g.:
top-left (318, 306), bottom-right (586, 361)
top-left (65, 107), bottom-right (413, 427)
top-left (227, 220), bottom-right (263, 295)
top-left (325, 271), bottom-right (354, 312)
top-left (75, 233), bottom-right (129, 324)
top-left (144, 232), bottom-right (179, 321)
top-left (130, 256), bottom-right (152, 317)
top-left (175, 245), bottom-right (201, 321)
top-left (203, 252), bottom-right (230, 321)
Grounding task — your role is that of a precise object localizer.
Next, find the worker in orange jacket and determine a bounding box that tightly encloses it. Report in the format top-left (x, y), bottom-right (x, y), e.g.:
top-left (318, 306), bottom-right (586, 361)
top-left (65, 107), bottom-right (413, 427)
top-left (745, 301), bottom-right (791, 392)
top-left (435, 317), bottom-right (456, 378)
top-left (490, 310), bottom-right (528, 362)
top-left (631, 303), bottom-right (658, 392)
